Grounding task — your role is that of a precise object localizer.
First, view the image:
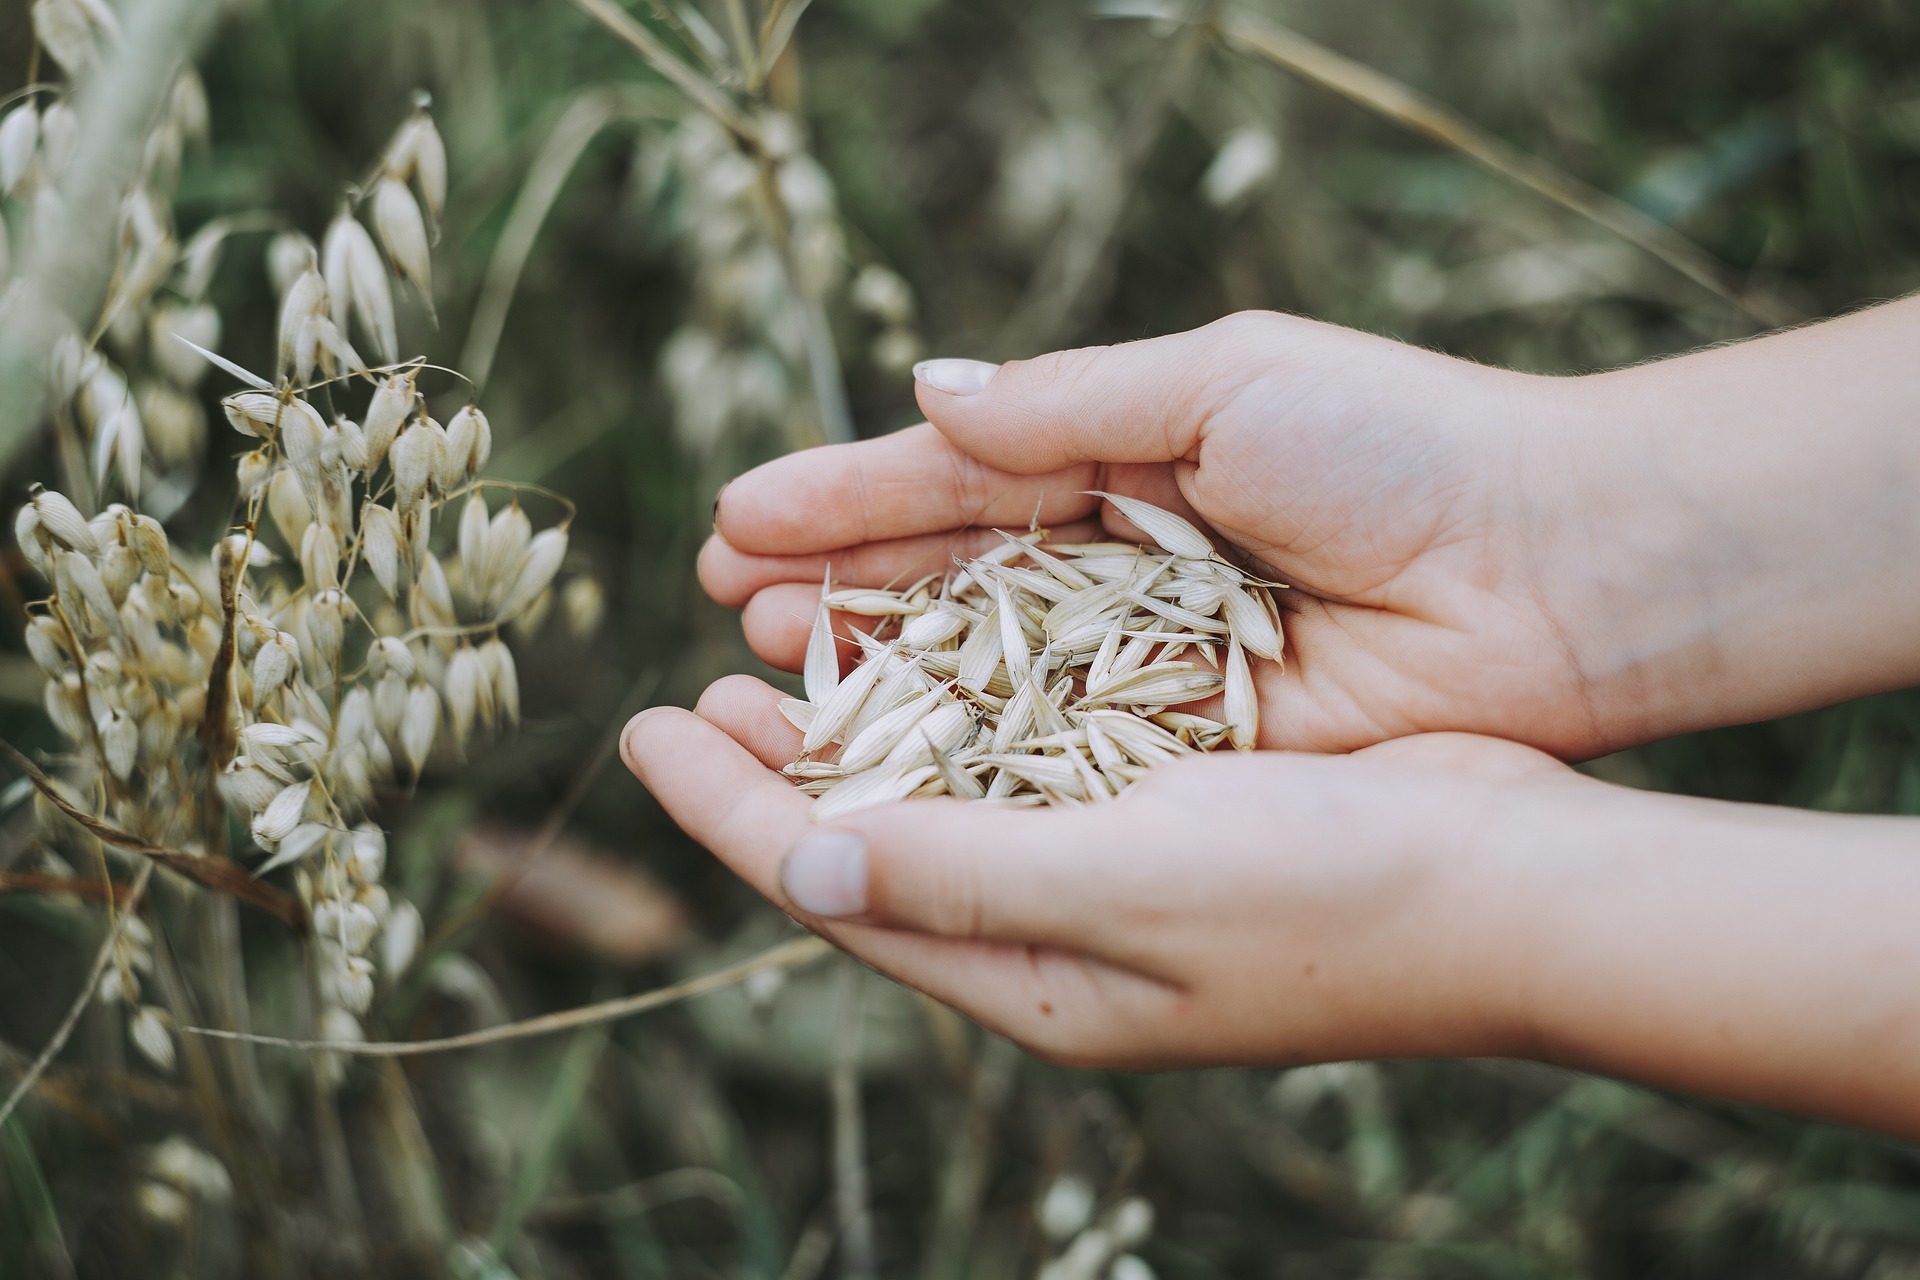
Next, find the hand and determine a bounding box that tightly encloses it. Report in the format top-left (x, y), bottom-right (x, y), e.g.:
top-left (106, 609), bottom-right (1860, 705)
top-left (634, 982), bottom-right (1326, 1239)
top-left (625, 679), bottom-right (1920, 1137)
top-left (701, 311), bottom-right (1618, 756)
top-left (622, 673), bottom-right (1575, 1068)
top-left (702, 301), bottom-right (1920, 757)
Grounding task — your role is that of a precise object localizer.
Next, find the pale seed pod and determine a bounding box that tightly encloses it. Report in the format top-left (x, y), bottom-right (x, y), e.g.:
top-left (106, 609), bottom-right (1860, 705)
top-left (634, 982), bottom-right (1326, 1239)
top-left (403, 506), bottom-right (431, 574)
top-left (389, 424), bottom-right (433, 512)
top-left (129, 1005), bottom-right (176, 1072)
top-left (306, 590), bottom-right (347, 681)
top-left (169, 67), bottom-right (210, 146)
top-left (481, 503), bottom-right (531, 610)
top-left (322, 208), bottom-right (397, 364)
top-left (497, 527), bottom-right (568, 621)
top-left (239, 721), bottom-right (306, 762)
top-left (0, 104), bottom-right (37, 196)
top-left (401, 681), bottom-right (439, 775)
top-left (342, 900), bottom-right (381, 956)
top-left (32, 0), bottom-right (96, 79)
top-left (57, 550), bottom-right (119, 639)
top-left (335, 742), bottom-right (373, 808)
top-left (39, 102), bottom-right (76, 174)
top-left (236, 448), bottom-right (273, 497)
top-left (32, 488), bottom-right (99, 556)
top-left (277, 269), bottom-right (329, 380)
top-left (299, 520), bottom-right (340, 590)
top-left (479, 637), bottom-right (518, 727)
top-left (216, 757), bottom-right (279, 814)
top-left (222, 391), bottom-right (280, 438)
top-left (25, 615), bottom-right (71, 676)
top-left (445, 646), bottom-right (482, 747)
top-left (334, 418), bottom-right (369, 472)
top-left (128, 514), bottom-right (168, 576)
top-left (388, 109), bottom-right (447, 225)
top-left (101, 542), bottom-right (139, 604)
top-left (336, 955), bottom-right (375, 1015)
top-left (251, 780), bottom-right (312, 847)
top-left (1086, 491), bottom-right (1215, 559)
top-left (250, 632), bottom-right (298, 708)
top-left (381, 899), bottom-right (422, 975)
top-left (137, 700), bottom-right (178, 766)
top-left (256, 822), bottom-right (328, 876)
top-left (14, 505), bottom-right (47, 575)
top-left (359, 501), bottom-right (403, 598)
top-left (362, 372), bottom-right (413, 473)
top-left (414, 552), bottom-right (454, 625)
top-left (374, 670), bottom-right (408, 740)
top-left (1220, 583), bottom-right (1282, 663)
top-left (277, 399), bottom-right (327, 486)
top-left (348, 823), bottom-right (386, 886)
top-left (424, 418), bottom-right (460, 493)
top-left (336, 685), bottom-right (377, 751)
top-left (98, 708), bottom-right (138, 781)
top-left (138, 383), bottom-right (205, 467)
top-left (457, 492), bottom-right (488, 600)
top-left (561, 577), bottom-right (604, 641)
top-left (444, 405), bottom-right (491, 479)
top-left (267, 231), bottom-right (316, 298)
top-left (1224, 632), bottom-right (1258, 751)
top-left (372, 176), bottom-right (431, 294)
top-left (367, 634), bottom-right (415, 680)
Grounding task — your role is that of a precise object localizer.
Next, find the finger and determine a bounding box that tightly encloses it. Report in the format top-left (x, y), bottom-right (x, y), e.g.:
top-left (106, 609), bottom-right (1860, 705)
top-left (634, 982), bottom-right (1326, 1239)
top-left (699, 518), bottom-right (1103, 609)
top-left (912, 315), bottom-right (1269, 474)
top-left (776, 799), bottom-right (1119, 952)
top-left (693, 673), bottom-right (802, 770)
top-left (714, 424), bottom-right (1098, 556)
top-left (740, 582), bottom-right (887, 675)
top-left (620, 706), bottom-right (811, 887)
top-left (819, 927), bottom-right (1184, 1069)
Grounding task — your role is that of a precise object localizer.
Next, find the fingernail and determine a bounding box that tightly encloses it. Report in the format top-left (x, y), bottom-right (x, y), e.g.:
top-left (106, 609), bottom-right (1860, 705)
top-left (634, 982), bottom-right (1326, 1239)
top-left (781, 829), bottom-right (868, 917)
top-left (913, 358), bottom-right (1000, 396)
top-left (619, 707), bottom-right (667, 766)
top-left (711, 480), bottom-right (731, 536)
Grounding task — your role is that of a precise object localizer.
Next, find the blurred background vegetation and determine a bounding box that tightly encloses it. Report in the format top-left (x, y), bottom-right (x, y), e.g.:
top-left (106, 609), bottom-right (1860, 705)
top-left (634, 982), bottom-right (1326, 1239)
top-left (5, 0), bottom-right (1920, 1275)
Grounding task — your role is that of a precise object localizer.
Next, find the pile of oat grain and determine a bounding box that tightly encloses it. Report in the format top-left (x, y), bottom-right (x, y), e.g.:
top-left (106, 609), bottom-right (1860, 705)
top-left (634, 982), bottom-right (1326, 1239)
top-left (782, 493), bottom-right (1283, 819)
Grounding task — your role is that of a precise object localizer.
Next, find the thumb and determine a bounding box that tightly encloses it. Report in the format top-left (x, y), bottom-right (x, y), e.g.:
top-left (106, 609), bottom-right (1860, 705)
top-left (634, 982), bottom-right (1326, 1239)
top-left (912, 314), bottom-right (1268, 474)
top-left (778, 800), bottom-right (1111, 949)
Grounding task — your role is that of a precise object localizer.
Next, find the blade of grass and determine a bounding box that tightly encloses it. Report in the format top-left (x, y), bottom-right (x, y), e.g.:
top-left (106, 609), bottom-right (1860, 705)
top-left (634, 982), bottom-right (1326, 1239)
top-left (0, 0), bottom-right (221, 480)
top-left (490, 1023), bottom-right (611, 1254)
top-left (572, 0), bottom-right (758, 143)
top-left (0, 1115), bottom-right (75, 1280)
top-left (185, 934), bottom-right (834, 1056)
top-left (829, 960), bottom-right (876, 1280)
top-left (461, 86), bottom-right (678, 391)
top-left (1104, 1), bottom-right (1800, 329)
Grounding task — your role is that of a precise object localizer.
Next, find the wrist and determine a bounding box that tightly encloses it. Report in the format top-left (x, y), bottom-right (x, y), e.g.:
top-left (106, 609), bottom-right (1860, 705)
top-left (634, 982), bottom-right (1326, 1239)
top-left (1518, 306), bottom-right (1920, 748)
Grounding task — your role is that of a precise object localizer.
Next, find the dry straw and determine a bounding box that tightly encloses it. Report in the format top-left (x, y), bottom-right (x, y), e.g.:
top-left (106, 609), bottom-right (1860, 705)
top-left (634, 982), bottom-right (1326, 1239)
top-left (7, 95), bottom-right (599, 1097)
top-left (783, 494), bottom-right (1284, 817)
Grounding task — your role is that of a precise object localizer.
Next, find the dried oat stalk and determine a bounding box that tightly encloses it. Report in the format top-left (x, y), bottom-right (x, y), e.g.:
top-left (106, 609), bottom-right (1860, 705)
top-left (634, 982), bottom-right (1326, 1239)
top-left (785, 495), bottom-right (1285, 819)
top-left (12, 102), bottom-right (599, 1084)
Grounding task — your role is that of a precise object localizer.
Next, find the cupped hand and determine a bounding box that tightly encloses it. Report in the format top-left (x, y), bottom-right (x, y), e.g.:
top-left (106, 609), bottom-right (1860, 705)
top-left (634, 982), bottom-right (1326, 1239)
top-left (621, 674), bottom-right (1602, 1069)
top-left (699, 311), bottom-right (1626, 757)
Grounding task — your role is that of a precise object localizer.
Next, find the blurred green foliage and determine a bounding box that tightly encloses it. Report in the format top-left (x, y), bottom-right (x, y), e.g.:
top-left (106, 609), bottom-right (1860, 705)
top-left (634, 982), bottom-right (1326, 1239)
top-left (4, 0), bottom-right (1920, 1276)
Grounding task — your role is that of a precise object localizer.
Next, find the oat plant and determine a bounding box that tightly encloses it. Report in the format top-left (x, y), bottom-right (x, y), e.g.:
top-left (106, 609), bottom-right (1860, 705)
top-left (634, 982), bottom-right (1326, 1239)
top-left (2, 93), bottom-right (593, 1258)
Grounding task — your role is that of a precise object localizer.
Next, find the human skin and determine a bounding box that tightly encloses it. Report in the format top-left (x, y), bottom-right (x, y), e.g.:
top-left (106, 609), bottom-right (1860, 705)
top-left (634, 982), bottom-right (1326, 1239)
top-left (625, 298), bottom-right (1920, 1138)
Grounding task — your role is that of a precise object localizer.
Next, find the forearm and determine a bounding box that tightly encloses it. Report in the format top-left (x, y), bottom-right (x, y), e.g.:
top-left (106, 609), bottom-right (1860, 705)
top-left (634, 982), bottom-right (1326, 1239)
top-left (1496, 785), bottom-right (1920, 1138)
top-left (1536, 295), bottom-right (1920, 744)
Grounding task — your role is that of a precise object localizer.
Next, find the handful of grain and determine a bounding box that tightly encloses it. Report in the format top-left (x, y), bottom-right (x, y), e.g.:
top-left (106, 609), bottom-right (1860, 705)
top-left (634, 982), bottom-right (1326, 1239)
top-left (783, 493), bottom-right (1284, 819)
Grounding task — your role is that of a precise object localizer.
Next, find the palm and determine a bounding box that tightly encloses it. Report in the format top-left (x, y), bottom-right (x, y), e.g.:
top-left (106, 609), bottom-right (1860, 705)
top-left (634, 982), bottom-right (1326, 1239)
top-left (702, 313), bottom-right (1596, 756)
